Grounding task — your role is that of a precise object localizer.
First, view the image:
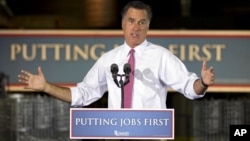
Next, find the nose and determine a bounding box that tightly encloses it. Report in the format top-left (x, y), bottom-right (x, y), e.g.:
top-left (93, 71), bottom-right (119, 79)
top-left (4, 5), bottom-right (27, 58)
top-left (132, 22), bottom-right (140, 30)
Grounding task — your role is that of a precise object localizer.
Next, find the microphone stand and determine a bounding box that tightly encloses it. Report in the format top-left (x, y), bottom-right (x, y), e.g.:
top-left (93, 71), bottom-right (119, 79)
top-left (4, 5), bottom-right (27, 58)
top-left (115, 74), bottom-right (129, 108)
top-left (110, 64), bottom-right (130, 141)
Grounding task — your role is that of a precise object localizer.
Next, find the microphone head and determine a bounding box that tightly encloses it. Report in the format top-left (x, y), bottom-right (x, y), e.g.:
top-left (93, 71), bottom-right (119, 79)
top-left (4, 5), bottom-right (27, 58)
top-left (123, 63), bottom-right (131, 74)
top-left (111, 63), bottom-right (119, 74)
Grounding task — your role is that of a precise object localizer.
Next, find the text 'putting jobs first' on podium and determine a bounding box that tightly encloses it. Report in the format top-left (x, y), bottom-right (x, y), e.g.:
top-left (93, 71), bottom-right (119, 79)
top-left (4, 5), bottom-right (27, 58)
top-left (70, 108), bottom-right (175, 140)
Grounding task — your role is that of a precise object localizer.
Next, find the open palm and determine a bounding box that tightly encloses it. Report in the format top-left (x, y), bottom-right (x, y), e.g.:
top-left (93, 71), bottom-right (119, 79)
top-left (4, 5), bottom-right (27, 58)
top-left (18, 66), bottom-right (47, 91)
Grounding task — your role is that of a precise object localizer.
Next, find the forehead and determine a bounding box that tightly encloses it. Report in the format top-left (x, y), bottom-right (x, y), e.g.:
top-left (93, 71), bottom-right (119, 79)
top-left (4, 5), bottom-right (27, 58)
top-left (124, 8), bottom-right (148, 20)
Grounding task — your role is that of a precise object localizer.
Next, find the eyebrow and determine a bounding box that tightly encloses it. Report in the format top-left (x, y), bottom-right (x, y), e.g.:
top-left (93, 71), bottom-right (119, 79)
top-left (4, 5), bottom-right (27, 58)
top-left (127, 17), bottom-right (147, 22)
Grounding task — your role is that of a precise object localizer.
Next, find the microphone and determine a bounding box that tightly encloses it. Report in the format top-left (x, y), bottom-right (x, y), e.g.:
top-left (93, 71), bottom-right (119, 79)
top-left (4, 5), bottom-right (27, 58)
top-left (123, 63), bottom-right (131, 84)
top-left (123, 63), bottom-right (131, 76)
top-left (110, 63), bottom-right (131, 108)
top-left (110, 63), bottom-right (119, 87)
top-left (111, 63), bottom-right (118, 77)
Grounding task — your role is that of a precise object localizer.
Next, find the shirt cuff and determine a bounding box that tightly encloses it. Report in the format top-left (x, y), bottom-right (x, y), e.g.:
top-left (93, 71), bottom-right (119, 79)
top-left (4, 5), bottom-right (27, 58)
top-left (186, 78), bottom-right (206, 99)
top-left (70, 87), bottom-right (83, 106)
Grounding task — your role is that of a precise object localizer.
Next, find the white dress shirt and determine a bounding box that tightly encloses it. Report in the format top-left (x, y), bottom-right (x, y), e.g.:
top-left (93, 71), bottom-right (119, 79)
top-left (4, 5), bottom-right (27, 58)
top-left (70, 40), bottom-right (204, 109)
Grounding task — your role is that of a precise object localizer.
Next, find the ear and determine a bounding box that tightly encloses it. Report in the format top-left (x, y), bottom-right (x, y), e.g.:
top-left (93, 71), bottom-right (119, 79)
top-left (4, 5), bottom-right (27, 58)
top-left (121, 19), bottom-right (125, 30)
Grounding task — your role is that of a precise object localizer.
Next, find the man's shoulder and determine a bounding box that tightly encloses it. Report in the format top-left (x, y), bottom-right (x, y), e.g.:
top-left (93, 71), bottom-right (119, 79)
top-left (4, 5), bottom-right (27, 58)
top-left (106, 44), bottom-right (124, 54)
top-left (147, 42), bottom-right (170, 52)
top-left (100, 44), bottom-right (124, 59)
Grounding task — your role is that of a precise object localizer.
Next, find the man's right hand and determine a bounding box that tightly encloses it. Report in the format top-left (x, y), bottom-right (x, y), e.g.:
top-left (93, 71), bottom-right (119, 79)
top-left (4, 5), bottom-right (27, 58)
top-left (18, 66), bottom-right (47, 91)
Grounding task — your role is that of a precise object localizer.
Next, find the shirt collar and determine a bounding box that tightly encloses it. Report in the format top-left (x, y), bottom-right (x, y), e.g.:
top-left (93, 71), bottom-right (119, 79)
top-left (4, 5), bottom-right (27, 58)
top-left (124, 40), bottom-right (148, 56)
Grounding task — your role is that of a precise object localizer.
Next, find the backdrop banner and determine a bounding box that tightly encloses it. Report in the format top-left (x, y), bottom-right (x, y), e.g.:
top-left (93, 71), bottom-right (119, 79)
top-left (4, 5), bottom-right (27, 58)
top-left (1, 30), bottom-right (250, 92)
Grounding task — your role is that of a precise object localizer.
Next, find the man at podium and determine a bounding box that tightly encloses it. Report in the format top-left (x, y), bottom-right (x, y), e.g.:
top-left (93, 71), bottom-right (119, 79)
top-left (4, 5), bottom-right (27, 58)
top-left (18, 0), bottom-right (214, 109)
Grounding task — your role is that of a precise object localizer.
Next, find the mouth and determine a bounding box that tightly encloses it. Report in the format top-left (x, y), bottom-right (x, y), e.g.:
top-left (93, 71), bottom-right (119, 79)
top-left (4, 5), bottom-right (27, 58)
top-left (131, 32), bottom-right (139, 37)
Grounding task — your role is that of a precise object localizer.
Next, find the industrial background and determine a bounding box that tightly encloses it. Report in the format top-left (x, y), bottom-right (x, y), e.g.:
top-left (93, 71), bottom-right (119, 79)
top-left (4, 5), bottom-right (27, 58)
top-left (1, 0), bottom-right (250, 29)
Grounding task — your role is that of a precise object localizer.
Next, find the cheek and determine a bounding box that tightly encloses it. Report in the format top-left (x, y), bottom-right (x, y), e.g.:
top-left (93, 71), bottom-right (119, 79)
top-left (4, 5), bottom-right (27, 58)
top-left (140, 28), bottom-right (147, 35)
top-left (123, 25), bottom-right (132, 34)
top-left (142, 28), bottom-right (149, 35)
top-left (143, 26), bottom-right (149, 32)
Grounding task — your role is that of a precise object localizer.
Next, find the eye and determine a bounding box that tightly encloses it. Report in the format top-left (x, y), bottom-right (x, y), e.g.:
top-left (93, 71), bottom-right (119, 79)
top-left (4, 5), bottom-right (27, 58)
top-left (128, 18), bottom-right (134, 24)
top-left (138, 20), bottom-right (146, 26)
top-left (140, 21), bottom-right (145, 25)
